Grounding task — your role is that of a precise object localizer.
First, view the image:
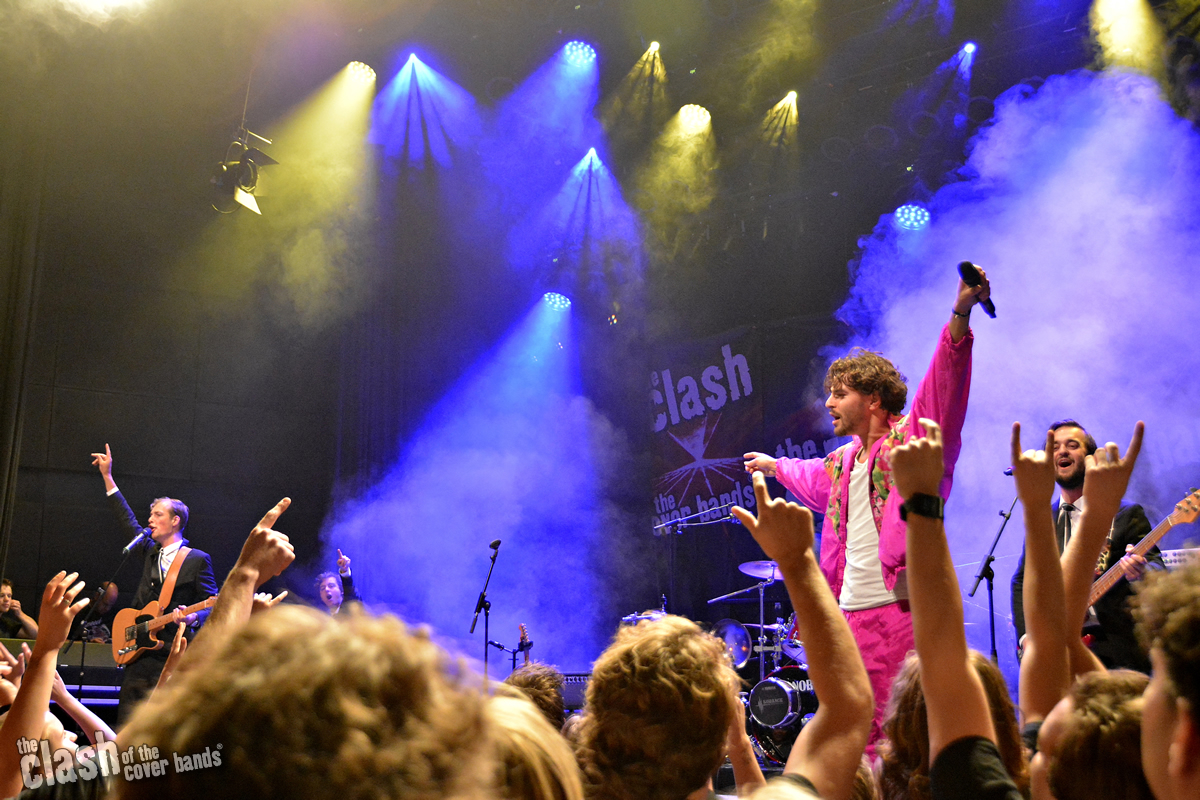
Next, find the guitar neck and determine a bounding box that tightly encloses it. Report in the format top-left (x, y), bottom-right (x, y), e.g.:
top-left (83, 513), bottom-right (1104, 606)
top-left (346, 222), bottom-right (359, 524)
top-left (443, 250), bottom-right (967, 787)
top-left (145, 597), bottom-right (217, 632)
top-left (1088, 516), bottom-right (1174, 605)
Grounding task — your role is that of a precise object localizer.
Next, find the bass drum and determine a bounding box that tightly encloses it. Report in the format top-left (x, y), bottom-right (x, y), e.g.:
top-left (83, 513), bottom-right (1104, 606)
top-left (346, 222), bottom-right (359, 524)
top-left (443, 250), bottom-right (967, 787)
top-left (745, 665), bottom-right (819, 764)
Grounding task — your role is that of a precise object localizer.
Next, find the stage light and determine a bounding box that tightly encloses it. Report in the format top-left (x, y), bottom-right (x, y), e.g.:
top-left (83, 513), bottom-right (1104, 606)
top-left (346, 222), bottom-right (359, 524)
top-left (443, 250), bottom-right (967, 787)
top-left (894, 204), bottom-right (931, 230)
top-left (211, 129), bottom-right (278, 215)
top-left (786, 90), bottom-right (797, 101)
top-left (649, 41), bottom-right (660, 53)
top-left (564, 41), bottom-right (597, 66)
top-left (347, 61), bottom-right (376, 83)
top-left (544, 292), bottom-right (572, 310)
top-left (679, 104), bottom-right (711, 133)
top-left (963, 42), bottom-right (977, 54)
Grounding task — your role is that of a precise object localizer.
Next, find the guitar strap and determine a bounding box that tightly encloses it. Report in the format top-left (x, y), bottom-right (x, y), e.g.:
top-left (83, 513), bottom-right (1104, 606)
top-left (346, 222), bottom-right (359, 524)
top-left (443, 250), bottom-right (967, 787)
top-left (157, 546), bottom-right (191, 613)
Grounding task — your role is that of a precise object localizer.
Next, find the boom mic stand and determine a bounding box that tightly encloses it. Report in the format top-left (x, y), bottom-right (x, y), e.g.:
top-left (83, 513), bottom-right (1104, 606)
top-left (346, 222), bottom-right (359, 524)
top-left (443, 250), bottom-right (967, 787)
top-left (469, 539), bottom-right (501, 682)
top-left (969, 495), bottom-right (1019, 663)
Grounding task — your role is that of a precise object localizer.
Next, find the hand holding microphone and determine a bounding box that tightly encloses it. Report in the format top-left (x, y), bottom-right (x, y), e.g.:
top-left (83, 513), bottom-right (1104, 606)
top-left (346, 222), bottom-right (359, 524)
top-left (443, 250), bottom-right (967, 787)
top-left (957, 261), bottom-right (996, 318)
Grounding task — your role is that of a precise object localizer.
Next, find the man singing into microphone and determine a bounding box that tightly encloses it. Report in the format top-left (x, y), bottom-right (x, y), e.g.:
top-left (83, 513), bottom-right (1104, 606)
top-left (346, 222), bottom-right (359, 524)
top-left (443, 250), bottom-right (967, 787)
top-left (743, 269), bottom-right (990, 747)
top-left (91, 443), bottom-right (218, 722)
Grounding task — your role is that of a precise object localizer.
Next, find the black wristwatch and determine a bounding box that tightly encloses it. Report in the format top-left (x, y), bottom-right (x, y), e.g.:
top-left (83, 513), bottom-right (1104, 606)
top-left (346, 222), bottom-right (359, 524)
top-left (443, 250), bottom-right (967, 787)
top-left (900, 493), bottom-right (944, 521)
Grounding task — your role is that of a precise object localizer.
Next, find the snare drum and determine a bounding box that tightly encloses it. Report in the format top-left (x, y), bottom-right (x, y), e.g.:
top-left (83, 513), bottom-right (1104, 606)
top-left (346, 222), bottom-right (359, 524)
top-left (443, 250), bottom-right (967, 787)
top-left (745, 664), bottom-right (819, 763)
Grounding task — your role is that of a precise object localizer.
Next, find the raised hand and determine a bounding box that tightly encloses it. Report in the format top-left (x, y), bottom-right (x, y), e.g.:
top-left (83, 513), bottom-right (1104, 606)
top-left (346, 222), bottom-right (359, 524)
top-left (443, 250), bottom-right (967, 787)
top-left (155, 623), bottom-right (189, 690)
top-left (35, 572), bottom-right (89, 655)
top-left (251, 591), bottom-right (288, 614)
top-left (742, 452), bottom-right (778, 477)
top-left (1010, 422), bottom-right (1056, 510)
top-left (337, 549), bottom-right (351, 573)
top-left (890, 418), bottom-right (945, 501)
top-left (233, 498), bottom-right (296, 588)
top-left (954, 265), bottom-right (991, 314)
top-left (732, 470), bottom-right (815, 570)
top-left (89, 443), bottom-right (113, 478)
top-left (1081, 421), bottom-right (1144, 516)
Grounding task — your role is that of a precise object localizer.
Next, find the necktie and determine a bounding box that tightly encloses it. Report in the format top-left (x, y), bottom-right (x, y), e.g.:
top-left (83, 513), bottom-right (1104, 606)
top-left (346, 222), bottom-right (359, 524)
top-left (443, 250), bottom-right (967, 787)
top-left (1059, 503), bottom-right (1076, 552)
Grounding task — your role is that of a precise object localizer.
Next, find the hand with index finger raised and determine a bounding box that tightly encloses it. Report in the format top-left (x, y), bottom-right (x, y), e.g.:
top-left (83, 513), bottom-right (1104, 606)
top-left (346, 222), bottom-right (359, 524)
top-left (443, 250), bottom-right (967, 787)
top-left (731, 471), bottom-right (815, 571)
top-left (234, 498), bottom-right (296, 588)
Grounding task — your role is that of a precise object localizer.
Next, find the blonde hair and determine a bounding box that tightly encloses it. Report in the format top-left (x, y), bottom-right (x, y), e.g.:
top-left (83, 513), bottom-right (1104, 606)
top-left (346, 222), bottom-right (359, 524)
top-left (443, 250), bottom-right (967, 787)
top-left (488, 694), bottom-right (584, 800)
top-left (118, 605), bottom-right (493, 800)
top-left (576, 615), bottom-right (740, 800)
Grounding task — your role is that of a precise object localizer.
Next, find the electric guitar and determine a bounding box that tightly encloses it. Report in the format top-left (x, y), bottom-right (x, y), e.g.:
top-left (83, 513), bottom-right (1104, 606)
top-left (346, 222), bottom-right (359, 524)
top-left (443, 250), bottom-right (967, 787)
top-left (1087, 488), bottom-right (1200, 607)
top-left (518, 623), bottom-right (531, 666)
top-left (112, 597), bottom-right (216, 665)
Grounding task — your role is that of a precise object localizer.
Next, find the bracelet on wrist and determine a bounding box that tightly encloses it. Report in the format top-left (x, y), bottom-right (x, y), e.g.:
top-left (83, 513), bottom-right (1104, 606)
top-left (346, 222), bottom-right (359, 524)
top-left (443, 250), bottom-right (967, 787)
top-left (951, 307), bottom-right (970, 319)
top-left (900, 493), bottom-right (944, 521)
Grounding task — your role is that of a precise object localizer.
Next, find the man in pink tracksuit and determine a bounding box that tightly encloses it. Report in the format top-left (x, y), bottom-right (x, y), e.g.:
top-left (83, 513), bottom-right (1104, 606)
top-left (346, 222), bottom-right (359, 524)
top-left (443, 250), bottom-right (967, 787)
top-left (743, 271), bottom-right (991, 746)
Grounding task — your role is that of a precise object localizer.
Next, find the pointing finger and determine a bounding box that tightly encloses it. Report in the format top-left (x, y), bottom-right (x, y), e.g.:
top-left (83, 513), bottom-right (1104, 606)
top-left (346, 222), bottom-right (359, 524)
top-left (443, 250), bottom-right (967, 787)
top-left (256, 497), bottom-right (292, 530)
top-left (1124, 421), bottom-right (1145, 467)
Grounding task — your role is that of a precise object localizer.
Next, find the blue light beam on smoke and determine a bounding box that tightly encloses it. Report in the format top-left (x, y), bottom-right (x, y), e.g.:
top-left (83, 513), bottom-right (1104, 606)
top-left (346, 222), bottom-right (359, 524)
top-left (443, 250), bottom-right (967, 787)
top-left (370, 53), bottom-right (479, 169)
top-left (321, 300), bottom-right (621, 673)
top-left (835, 69), bottom-right (1200, 691)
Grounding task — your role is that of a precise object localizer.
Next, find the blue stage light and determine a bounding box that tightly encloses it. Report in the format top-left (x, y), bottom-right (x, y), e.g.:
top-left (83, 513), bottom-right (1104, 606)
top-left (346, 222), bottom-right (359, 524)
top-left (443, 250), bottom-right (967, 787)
top-left (963, 42), bottom-right (977, 54)
top-left (894, 204), bottom-right (931, 230)
top-left (544, 292), bottom-right (572, 310)
top-left (564, 41), bottom-right (597, 66)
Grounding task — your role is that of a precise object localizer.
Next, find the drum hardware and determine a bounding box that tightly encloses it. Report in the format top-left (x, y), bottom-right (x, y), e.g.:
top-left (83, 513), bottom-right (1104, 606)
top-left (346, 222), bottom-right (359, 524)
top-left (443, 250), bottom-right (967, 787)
top-left (709, 560), bottom-right (786, 682)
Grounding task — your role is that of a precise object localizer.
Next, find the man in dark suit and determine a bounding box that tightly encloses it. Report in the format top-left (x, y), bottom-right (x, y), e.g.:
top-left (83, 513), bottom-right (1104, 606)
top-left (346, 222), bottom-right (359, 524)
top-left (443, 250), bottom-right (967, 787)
top-left (1010, 419), bottom-right (1163, 672)
top-left (91, 443), bottom-right (219, 722)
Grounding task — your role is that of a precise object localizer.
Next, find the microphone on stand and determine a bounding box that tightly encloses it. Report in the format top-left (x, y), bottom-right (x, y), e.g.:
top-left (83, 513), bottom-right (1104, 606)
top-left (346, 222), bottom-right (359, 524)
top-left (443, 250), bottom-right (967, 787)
top-left (1003, 467), bottom-right (1014, 476)
top-left (489, 539), bottom-right (501, 550)
top-left (122, 527), bottom-right (152, 555)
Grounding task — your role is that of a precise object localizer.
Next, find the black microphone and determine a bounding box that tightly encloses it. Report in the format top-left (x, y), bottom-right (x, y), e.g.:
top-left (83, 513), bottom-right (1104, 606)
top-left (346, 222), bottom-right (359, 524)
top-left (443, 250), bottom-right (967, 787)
top-left (123, 527), bottom-right (152, 555)
top-left (1003, 467), bottom-right (1014, 476)
top-left (957, 261), bottom-right (996, 318)
top-left (489, 539), bottom-right (501, 550)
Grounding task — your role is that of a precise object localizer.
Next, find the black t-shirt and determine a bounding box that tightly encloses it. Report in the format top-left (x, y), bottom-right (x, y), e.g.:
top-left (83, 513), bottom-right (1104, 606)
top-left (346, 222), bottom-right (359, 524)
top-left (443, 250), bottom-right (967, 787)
top-left (776, 773), bottom-right (822, 797)
top-left (0, 610), bottom-right (28, 638)
top-left (930, 736), bottom-right (1023, 800)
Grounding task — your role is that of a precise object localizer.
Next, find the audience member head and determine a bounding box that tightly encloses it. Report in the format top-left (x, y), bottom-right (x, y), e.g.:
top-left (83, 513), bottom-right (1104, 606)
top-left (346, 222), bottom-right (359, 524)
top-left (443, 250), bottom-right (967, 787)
top-left (488, 694), bottom-right (584, 800)
top-left (852, 754), bottom-right (879, 800)
top-left (315, 571), bottom-right (343, 611)
top-left (576, 615), bottom-right (739, 800)
top-left (150, 497), bottom-right (188, 538)
top-left (504, 662), bottom-right (566, 732)
top-left (0, 579), bottom-right (13, 613)
top-left (824, 348), bottom-right (908, 415)
top-left (1135, 558), bottom-right (1200, 800)
top-left (117, 605), bottom-right (493, 800)
top-left (879, 650), bottom-right (1028, 800)
top-left (1033, 669), bottom-right (1152, 800)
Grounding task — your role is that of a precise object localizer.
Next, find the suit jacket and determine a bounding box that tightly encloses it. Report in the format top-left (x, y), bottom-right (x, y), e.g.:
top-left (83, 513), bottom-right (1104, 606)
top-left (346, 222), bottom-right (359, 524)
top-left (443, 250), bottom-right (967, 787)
top-left (108, 490), bottom-right (218, 652)
top-left (1010, 501), bottom-right (1162, 672)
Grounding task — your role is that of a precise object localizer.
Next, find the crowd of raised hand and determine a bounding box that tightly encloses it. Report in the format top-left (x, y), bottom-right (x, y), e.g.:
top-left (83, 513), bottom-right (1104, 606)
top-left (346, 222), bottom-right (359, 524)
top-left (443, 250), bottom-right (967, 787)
top-left (0, 419), bottom-right (1195, 800)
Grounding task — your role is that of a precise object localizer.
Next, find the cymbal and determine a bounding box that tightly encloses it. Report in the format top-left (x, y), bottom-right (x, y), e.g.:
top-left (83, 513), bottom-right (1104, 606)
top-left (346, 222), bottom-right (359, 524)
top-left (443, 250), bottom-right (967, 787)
top-left (739, 560), bottom-right (782, 580)
top-left (743, 622), bottom-right (786, 631)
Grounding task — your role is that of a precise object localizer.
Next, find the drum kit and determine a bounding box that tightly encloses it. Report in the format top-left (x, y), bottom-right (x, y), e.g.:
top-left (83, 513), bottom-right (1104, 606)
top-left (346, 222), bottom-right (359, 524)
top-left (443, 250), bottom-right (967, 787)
top-left (709, 559), bottom-right (818, 764)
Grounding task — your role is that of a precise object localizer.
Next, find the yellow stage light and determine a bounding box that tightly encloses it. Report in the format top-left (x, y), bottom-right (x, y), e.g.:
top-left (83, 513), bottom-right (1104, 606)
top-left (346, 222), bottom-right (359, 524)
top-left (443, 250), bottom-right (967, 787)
top-left (1090, 0), bottom-right (1165, 76)
top-left (649, 41), bottom-right (660, 53)
top-left (679, 104), bottom-right (711, 133)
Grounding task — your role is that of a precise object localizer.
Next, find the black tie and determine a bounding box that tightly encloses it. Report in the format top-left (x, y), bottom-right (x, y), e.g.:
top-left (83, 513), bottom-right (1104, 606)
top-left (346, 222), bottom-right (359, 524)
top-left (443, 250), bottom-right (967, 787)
top-left (1057, 503), bottom-right (1076, 553)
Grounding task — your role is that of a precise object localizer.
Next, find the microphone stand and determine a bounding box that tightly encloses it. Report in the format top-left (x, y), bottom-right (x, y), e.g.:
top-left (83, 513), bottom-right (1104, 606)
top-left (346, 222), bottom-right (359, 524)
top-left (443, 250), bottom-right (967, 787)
top-left (653, 503), bottom-right (738, 622)
top-left (469, 545), bottom-right (500, 682)
top-left (969, 495), bottom-right (1019, 663)
top-left (63, 548), bottom-right (134, 694)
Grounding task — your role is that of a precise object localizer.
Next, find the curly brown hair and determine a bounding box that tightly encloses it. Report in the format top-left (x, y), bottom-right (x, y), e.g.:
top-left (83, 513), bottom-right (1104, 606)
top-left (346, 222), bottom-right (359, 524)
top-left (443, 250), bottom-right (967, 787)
top-left (1048, 670), bottom-right (1153, 800)
top-left (575, 615), bottom-right (740, 800)
top-left (117, 605), bottom-right (494, 800)
top-left (488, 694), bottom-right (584, 800)
top-left (504, 662), bottom-right (566, 732)
top-left (877, 651), bottom-right (1028, 800)
top-left (824, 349), bottom-right (908, 415)
top-left (1135, 557), bottom-right (1200, 717)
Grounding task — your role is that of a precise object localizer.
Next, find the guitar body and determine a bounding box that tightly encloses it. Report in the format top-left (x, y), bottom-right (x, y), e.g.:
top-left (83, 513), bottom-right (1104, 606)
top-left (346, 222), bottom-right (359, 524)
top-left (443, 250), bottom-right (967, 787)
top-left (112, 602), bottom-right (166, 665)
